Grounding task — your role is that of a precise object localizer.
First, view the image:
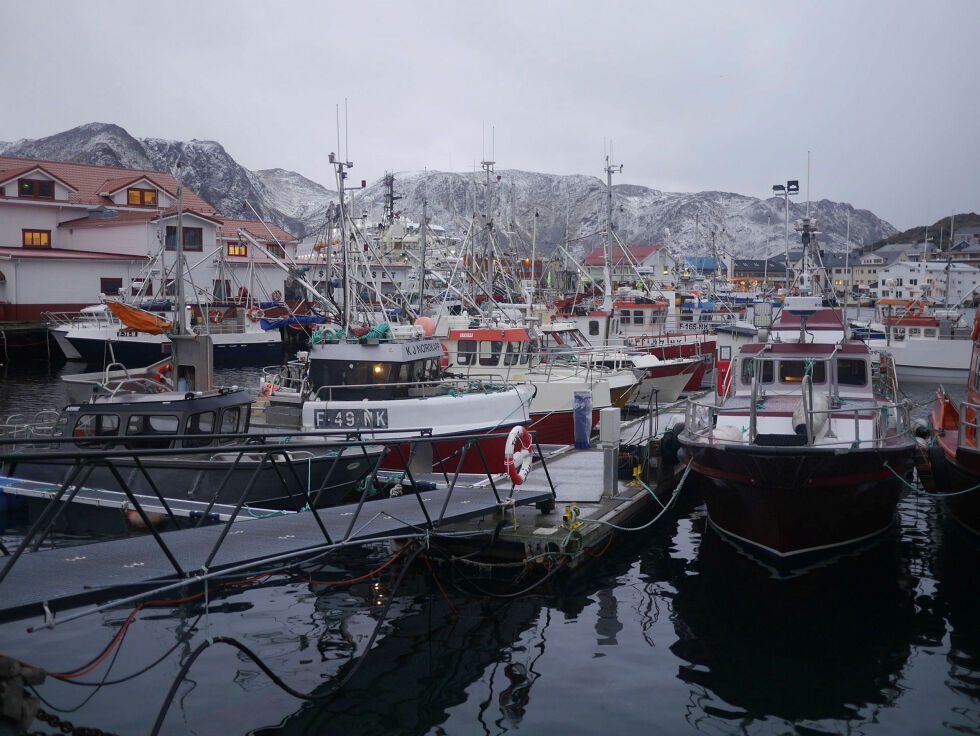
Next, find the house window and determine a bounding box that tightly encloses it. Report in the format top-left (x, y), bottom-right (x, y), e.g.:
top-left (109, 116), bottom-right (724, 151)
top-left (127, 188), bottom-right (158, 206)
top-left (18, 179), bottom-right (54, 199)
top-left (266, 244), bottom-right (285, 259)
top-left (227, 242), bottom-right (247, 257)
top-left (22, 229), bottom-right (51, 248)
top-left (165, 226), bottom-right (204, 251)
top-left (100, 278), bottom-right (123, 296)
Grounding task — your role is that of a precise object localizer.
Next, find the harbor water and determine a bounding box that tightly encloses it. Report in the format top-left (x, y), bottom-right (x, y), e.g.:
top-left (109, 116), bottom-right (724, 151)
top-left (1, 362), bottom-right (979, 735)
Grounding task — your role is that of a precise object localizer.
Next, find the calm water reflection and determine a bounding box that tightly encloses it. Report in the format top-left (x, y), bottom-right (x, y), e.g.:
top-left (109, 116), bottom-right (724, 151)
top-left (0, 372), bottom-right (979, 734)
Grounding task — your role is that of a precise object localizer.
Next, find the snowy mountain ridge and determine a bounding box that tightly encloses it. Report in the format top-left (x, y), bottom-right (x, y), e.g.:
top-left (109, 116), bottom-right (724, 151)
top-left (0, 123), bottom-right (898, 257)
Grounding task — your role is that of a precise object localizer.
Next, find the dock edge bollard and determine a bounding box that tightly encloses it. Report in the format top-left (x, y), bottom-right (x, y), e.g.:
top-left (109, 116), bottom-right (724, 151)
top-left (599, 406), bottom-right (621, 498)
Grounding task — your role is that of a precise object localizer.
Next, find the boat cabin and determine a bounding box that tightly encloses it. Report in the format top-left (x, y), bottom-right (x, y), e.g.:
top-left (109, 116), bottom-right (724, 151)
top-left (52, 389), bottom-right (252, 450)
top-left (733, 343), bottom-right (874, 399)
top-left (304, 338), bottom-right (445, 400)
top-left (444, 327), bottom-right (540, 373)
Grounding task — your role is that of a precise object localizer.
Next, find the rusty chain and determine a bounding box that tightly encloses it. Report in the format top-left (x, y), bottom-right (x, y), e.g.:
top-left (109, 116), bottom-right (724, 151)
top-left (27, 707), bottom-right (119, 736)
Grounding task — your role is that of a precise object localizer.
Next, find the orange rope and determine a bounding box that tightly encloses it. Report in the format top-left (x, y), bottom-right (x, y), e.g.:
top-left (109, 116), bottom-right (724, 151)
top-left (588, 530), bottom-right (616, 558)
top-left (293, 544), bottom-right (407, 586)
top-left (422, 554), bottom-right (458, 617)
top-left (22, 546), bottom-right (409, 680)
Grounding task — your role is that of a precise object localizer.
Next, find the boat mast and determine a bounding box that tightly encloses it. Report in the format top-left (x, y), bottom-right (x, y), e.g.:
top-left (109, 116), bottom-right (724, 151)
top-left (329, 148), bottom-right (366, 328)
top-left (173, 162), bottom-right (185, 336)
top-left (418, 198), bottom-right (428, 312)
top-left (603, 152), bottom-right (621, 313)
top-left (481, 155), bottom-right (495, 308)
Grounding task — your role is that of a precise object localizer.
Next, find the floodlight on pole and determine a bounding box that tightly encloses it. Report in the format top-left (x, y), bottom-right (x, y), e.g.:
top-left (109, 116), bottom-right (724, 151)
top-left (773, 179), bottom-right (799, 292)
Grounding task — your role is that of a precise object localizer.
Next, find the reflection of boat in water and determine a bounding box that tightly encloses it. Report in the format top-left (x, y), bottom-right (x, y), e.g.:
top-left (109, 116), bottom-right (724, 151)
top-left (667, 522), bottom-right (916, 727)
top-left (255, 584), bottom-right (544, 735)
top-left (934, 510), bottom-right (980, 712)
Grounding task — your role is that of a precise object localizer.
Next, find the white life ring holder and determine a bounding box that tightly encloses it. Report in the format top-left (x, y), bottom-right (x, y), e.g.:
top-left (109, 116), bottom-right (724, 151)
top-left (503, 425), bottom-right (533, 485)
top-left (247, 305), bottom-right (264, 322)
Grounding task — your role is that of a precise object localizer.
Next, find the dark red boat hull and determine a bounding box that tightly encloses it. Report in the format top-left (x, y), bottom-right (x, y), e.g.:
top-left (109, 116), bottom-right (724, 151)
top-left (686, 444), bottom-right (912, 558)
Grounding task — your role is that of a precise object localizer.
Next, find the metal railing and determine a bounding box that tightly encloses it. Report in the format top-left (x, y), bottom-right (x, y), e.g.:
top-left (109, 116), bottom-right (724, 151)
top-left (683, 392), bottom-right (913, 449)
top-left (0, 428), bottom-right (557, 588)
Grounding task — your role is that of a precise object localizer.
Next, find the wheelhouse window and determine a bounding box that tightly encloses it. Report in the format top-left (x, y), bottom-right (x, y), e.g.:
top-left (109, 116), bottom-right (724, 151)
top-left (22, 229), bottom-right (51, 248)
top-left (837, 359), bottom-right (868, 387)
top-left (125, 414), bottom-right (179, 449)
top-left (184, 410), bottom-right (216, 448)
top-left (741, 358), bottom-right (774, 384)
top-left (165, 226), bottom-right (204, 251)
top-left (504, 341), bottom-right (521, 366)
top-left (228, 242), bottom-right (247, 257)
top-left (778, 360), bottom-right (826, 384)
top-left (456, 341), bottom-right (476, 366)
top-left (127, 188), bottom-right (158, 206)
top-left (72, 414), bottom-right (120, 448)
top-left (100, 278), bottom-right (123, 296)
top-left (479, 340), bottom-right (503, 367)
top-left (220, 407), bottom-right (244, 434)
top-left (589, 320), bottom-right (600, 336)
top-left (18, 179), bottom-right (54, 199)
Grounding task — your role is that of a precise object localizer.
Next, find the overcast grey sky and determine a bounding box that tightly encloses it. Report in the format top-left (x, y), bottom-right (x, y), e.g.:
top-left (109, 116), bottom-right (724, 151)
top-left (2, 1), bottom-right (977, 230)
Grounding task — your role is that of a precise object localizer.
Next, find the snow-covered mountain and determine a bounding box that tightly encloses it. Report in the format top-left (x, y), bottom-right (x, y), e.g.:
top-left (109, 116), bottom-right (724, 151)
top-left (0, 123), bottom-right (897, 257)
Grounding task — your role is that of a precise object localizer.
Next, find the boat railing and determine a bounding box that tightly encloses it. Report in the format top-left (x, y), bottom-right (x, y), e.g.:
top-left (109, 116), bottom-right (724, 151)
top-left (957, 399), bottom-right (980, 450)
top-left (42, 310), bottom-right (121, 329)
top-left (684, 394), bottom-right (912, 449)
top-left (310, 377), bottom-right (522, 402)
top-left (0, 411), bottom-right (62, 442)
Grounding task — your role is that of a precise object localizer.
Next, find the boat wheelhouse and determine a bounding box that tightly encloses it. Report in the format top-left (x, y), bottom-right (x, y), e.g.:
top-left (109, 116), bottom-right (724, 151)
top-left (538, 321), bottom-right (699, 405)
top-left (2, 344), bottom-right (375, 510)
top-left (439, 323), bottom-right (633, 445)
top-left (255, 323), bottom-right (536, 474)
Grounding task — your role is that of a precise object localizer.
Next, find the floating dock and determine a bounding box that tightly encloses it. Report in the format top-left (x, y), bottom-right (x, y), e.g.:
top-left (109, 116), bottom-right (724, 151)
top-left (0, 401), bottom-right (694, 624)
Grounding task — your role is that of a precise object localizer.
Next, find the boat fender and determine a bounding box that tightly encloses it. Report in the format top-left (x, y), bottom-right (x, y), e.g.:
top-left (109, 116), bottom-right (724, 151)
top-left (972, 317), bottom-right (980, 341)
top-left (209, 308), bottom-right (224, 324)
top-left (912, 419), bottom-right (931, 440)
top-left (659, 422), bottom-right (685, 466)
top-left (271, 289), bottom-right (283, 302)
top-left (440, 343), bottom-right (450, 369)
top-left (504, 425), bottom-right (533, 485)
top-left (247, 305), bottom-right (264, 322)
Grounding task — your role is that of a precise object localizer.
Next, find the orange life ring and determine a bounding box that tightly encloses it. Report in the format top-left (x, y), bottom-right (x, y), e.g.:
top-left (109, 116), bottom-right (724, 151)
top-left (209, 309), bottom-right (224, 324)
top-left (440, 343), bottom-right (449, 369)
top-left (503, 425), bottom-right (533, 485)
top-left (271, 289), bottom-right (283, 302)
top-left (154, 363), bottom-right (172, 383)
top-left (247, 305), bottom-right (264, 322)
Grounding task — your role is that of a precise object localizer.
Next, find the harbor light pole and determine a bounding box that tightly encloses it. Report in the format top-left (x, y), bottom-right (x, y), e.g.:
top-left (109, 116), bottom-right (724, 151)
top-left (772, 180), bottom-right (799, 292)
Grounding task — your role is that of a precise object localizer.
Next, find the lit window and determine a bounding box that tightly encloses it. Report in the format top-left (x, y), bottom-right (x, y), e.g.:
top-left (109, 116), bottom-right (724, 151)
top-left (227, 242), bottom-right (247, 257)
top-left (22, 229), bottom-right (51, 248)
top-left (127, 188), bottom-right (158, 206)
